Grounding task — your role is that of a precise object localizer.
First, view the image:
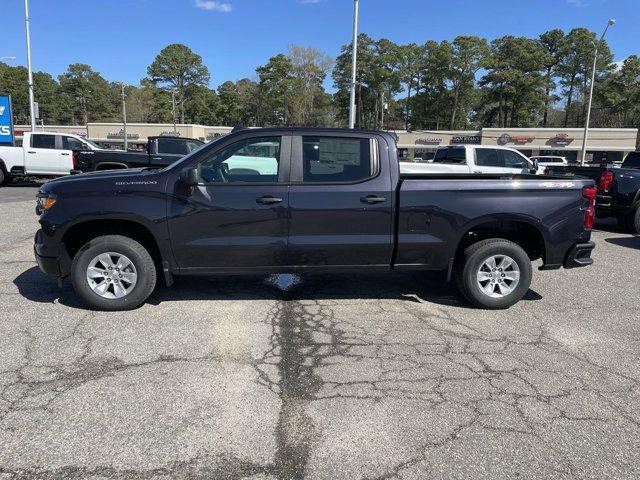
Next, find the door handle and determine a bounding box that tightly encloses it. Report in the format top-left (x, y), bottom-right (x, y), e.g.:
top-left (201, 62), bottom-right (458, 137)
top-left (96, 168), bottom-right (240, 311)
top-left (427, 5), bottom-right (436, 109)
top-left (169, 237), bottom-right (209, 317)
top-left (360, 195), bottom-right (386, 204)
top-left (28, 151), bottom-right (36, 154)
top-left (256, 195), bottom-right (283, 205)
top-left (61, 152), bottom-right (70, 156)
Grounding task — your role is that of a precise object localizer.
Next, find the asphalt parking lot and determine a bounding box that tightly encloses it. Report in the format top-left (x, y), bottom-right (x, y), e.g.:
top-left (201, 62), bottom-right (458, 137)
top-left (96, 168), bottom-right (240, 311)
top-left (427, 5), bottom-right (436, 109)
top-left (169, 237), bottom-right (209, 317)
top-left (1, 182), bottom-right (639, 480)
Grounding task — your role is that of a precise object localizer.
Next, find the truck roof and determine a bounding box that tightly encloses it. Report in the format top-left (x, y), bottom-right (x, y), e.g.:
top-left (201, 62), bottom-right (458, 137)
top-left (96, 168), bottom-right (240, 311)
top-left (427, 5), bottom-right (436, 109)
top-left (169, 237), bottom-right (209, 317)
top-left (222, 127), bottom-right (399, 142)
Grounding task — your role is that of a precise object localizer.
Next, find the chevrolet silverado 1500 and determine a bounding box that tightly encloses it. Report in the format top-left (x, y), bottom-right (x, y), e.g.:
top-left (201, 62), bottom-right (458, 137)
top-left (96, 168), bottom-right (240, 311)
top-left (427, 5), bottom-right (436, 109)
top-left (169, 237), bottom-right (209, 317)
top-left (34, 128), bottom-right (596, 311)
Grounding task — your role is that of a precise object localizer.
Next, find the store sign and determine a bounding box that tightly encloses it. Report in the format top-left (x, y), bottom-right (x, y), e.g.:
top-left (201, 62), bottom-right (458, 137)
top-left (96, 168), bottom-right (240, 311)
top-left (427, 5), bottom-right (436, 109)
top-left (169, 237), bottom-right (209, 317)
top-left (415, 137), bottom-right (442, 145)
top-left (452, 134), bottom-right (481, 144)
top-left (106, 129), bottom-right (140, 140)
top-left (549, 133), bottom-right (574, 146)
top-left (0, 94), bottom-right (15, 146)
top-left (160, 131), bottom-right (180, 137)
top-left (497, 133), bottom-right (535, 145)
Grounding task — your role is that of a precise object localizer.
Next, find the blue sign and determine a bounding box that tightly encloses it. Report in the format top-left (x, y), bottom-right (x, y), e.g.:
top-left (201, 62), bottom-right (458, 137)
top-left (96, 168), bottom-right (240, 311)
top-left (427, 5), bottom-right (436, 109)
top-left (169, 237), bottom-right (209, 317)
top-left (0, 94), bottom-right (15, 146)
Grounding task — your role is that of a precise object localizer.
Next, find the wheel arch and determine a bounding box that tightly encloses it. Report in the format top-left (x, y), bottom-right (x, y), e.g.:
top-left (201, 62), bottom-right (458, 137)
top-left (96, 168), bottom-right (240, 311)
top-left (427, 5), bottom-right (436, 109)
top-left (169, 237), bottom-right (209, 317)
top-left (95, 162), bottom-right (129, 171)
top-left (60, 218), bottom-right (171, 285)
top-left (452, 215), bottom-right (548, 270)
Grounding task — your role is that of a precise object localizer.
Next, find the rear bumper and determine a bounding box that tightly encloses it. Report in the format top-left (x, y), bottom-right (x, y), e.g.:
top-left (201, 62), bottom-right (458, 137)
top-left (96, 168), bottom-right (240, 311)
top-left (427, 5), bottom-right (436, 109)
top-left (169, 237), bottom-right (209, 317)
top-left (563, 241), bottom-right (595, 269)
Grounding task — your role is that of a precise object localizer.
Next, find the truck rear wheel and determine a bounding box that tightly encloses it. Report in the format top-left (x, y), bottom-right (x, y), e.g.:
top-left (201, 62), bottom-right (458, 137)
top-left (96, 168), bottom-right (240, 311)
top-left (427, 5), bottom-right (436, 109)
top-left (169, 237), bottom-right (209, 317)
top-left (456, 238), bottom-right (532, 309)
top-left (631, 205), bottom-right (640, 234)
top-left (70, 235), bottom-right (156, 311)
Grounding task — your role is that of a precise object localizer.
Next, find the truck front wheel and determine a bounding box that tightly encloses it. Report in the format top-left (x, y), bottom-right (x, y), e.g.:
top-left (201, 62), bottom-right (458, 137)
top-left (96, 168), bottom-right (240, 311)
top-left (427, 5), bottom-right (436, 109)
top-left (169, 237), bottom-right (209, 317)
top-left (456, 239), bottom-right (532, 309)
top-left (70, 235), bottom-right (157, 311)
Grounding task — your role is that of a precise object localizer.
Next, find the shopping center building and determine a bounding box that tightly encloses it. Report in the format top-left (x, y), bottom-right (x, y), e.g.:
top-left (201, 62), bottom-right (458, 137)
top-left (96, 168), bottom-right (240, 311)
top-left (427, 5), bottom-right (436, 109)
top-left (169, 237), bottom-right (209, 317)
top-left (14, 124), bottom-right (638, 163)
top-left (14, 123), bottom-right (233, 148)
top-left (396, 127), bottom-right (639, 163)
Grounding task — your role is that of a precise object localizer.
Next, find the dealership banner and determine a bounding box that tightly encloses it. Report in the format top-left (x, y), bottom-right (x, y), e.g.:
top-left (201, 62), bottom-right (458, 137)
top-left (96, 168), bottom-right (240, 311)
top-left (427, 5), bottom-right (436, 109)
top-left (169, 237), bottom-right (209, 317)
top-left (0, 94), bottom-right (15, 146)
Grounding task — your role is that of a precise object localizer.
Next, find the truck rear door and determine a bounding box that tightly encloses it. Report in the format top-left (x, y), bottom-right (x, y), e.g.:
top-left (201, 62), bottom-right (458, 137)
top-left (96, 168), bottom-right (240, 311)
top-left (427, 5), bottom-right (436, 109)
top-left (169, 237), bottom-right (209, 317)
top-left (287, 133), bottom-right (394, 267)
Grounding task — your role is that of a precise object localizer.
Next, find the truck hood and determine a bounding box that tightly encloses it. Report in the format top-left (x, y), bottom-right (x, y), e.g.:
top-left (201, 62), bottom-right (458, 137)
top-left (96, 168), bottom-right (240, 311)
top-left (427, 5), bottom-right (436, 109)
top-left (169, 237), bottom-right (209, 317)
top-left (40, 168), bottom-right (163, 193)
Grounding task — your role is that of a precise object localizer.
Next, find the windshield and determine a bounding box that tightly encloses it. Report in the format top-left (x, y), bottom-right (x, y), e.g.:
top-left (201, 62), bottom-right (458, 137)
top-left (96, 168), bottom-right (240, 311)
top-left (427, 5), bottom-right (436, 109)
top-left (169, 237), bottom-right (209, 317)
top-left (160, 136), bottom-right (223, 172)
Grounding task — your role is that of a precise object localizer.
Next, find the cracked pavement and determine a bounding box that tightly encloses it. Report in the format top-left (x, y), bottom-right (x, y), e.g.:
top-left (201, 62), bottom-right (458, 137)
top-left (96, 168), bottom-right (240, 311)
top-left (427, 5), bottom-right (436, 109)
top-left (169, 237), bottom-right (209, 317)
top-left (1, 183), bottom-right (639, 479)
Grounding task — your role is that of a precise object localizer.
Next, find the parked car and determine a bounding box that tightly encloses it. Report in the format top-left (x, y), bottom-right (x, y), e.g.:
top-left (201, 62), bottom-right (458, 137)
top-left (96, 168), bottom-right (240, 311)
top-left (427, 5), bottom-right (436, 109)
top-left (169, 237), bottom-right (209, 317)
top-left (400, 145), bottom-right (539, 175)
top-left (546, 151), bottom-right (640, 233)
top-left (0, 132), bottom-right (95, 184)
top-left (34, 127), bottom-right (595, 311)
top-left (75, 136), bottom-right (204, 172)
top-left (530, 155), bottom-right (569, 168)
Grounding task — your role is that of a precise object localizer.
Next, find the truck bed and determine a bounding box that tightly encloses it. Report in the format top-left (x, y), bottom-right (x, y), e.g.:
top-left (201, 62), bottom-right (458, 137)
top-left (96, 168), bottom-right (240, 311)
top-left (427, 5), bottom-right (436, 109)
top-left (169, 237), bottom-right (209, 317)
top-left (395, 174), bottom-right (594, 271)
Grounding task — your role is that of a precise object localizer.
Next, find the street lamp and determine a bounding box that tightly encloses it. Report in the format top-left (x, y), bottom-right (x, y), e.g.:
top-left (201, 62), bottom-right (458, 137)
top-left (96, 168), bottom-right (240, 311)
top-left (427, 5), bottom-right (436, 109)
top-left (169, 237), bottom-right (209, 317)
top-left (581, 19), bottom-right (615, 166)
top-left (171, 90), bottom-right (177, 134)
top-left (24, 0), bottom-right (36, 131)
top-left (120, 83), bottom-right (128, 151)
top-left (348, 0), bottom-right (359, 129)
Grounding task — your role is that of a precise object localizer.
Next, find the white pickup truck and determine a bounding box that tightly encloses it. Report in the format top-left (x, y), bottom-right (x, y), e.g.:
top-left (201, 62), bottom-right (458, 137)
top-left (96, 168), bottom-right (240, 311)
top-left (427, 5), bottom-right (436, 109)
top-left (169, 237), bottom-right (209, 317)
top-left (400, 145), bottom-right (540, 175)
top-left (0, 132), bottom-right (101, 185)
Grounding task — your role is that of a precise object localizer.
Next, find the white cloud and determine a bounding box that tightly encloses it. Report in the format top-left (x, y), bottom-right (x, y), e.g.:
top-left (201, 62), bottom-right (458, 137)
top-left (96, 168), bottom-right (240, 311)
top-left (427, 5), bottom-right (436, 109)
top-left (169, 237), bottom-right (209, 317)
top-left (195, 0), bottom-right (232, 13)
top-left (567, 0), bottom-right (587, 7)
top-left (299, 0), bottom-right (322, 4)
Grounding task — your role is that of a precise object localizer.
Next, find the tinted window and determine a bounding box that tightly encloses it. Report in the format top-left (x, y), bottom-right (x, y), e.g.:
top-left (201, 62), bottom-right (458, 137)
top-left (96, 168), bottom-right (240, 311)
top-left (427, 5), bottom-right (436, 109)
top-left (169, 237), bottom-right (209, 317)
top-left (433, 148), bottom-right (466, 164)
top-left (302, 136), bottom-right (372, 183)
top-left (198, 137), bottom-right (281, 183)
top-left (62, 136), bottom-right (85, 150)
top-left (475, 149), bottom-right (502, 167)
top-left (623, 153), bottom-right (640, 169)
top-left (502, 150), bottom-right (528, 168)
top-left (31, 134), bottom-right (56, 149)
top-left (186, 140), bottom-right (204, 153)
top-left (157, 137), bottom-right (190, 155)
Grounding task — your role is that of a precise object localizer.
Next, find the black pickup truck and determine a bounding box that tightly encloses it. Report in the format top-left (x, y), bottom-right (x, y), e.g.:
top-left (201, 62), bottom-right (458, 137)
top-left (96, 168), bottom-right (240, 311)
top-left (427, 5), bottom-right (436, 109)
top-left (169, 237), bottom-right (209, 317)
top-left (75, 136), bottom-right (204, 172)
top-left (34, 127), bottom-right (596, 311)
top-left (546, 152), bottom-right (640, 233)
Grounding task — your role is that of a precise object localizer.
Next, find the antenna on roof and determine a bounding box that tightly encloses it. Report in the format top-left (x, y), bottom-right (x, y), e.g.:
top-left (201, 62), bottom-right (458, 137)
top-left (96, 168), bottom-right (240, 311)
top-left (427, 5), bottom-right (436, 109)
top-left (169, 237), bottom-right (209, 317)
top-left (231, 123), bottom-right (247, 133)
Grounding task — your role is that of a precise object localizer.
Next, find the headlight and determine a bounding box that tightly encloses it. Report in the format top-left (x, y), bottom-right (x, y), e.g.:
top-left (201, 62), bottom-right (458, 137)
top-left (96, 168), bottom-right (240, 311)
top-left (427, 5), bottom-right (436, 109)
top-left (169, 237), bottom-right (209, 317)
top-left (36, 192), bottom-right (57, 215)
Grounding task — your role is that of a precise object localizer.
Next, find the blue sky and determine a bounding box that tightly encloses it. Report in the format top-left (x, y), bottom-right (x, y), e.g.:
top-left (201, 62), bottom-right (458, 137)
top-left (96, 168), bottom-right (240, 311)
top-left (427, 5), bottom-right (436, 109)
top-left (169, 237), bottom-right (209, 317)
top-left (3, 0), bottom-right (640, 91)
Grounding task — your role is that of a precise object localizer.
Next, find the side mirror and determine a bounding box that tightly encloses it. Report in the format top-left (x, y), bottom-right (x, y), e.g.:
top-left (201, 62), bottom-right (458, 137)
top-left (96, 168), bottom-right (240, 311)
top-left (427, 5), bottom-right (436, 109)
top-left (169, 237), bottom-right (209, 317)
top-left (179, 167), bottom-right (199, 187)
top-left (530, 159), bottom-right (539, 174)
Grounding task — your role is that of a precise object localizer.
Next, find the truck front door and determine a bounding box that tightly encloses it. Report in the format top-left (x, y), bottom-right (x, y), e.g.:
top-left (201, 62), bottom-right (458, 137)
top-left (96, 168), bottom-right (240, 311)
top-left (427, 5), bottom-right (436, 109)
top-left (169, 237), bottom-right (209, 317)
top-left (167, 135), bottom-right (290, 271)
top-left (287, 134), bottom-right (394, 267)
top-left (25, 134), bottom-right (69, 175)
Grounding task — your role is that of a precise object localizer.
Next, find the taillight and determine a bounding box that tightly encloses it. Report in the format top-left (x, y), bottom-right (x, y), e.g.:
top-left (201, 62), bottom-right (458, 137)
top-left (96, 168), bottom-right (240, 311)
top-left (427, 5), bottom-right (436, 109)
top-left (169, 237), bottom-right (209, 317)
top-left (72, 150), bottom-right (79, 169)
top-left (598, 171), bottom-right (614, 192)
top-left (582, 185), bottom-right (596, 230)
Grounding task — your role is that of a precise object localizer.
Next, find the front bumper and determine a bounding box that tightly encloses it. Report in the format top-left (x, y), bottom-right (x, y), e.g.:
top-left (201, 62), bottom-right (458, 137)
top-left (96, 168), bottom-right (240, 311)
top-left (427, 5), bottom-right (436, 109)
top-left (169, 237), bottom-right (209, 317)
top-left (34, 229), bottom-right (61, 277)
top-left (563, 241), bottom-right (595, 269)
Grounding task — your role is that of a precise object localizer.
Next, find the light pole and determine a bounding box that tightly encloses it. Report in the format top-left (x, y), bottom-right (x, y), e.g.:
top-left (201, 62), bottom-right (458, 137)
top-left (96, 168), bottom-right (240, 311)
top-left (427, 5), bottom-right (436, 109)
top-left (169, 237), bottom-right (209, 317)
top-left (581, 19), bottom-right (615, 166)
top-left (348, 0), bottom-right (359, 129)
top-left (120, 84), bottom-right (128, 151)
top-left (24, 0), bottom-right (36, 131)
top-left (171, 90), bottom-right (177, 134)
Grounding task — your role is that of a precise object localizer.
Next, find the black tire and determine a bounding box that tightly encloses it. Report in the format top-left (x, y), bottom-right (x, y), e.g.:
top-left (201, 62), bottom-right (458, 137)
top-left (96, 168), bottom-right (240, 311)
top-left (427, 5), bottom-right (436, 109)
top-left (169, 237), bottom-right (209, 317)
top-left (617, 215), bottom-right (631, 232)
top-left (456, 238), bottom-right (533, 310)
top-left (630, 205), bottom-right (640, 235)
top-left (70, 235), bottom-right (156, 311)
top-left (0, 168), bottom-right (5, 186)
